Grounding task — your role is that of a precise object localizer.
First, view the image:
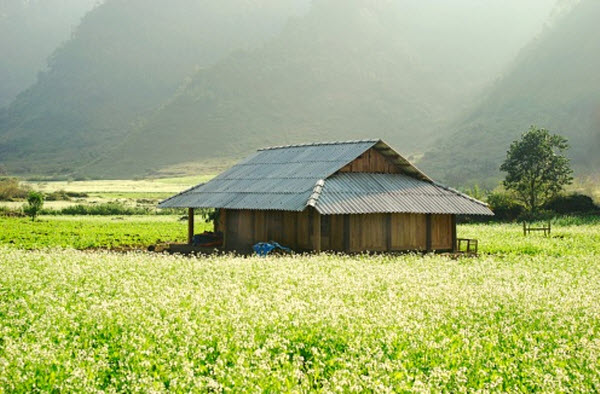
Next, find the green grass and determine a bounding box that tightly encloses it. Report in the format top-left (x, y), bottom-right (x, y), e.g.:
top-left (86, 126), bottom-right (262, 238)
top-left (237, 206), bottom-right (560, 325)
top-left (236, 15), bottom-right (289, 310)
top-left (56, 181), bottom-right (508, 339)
top-left (0, 216), bottom-right (211, 250)
top-left (1, 219), bottom-right (599, 391)
top-left (461, 216), bottom-right (600, 257)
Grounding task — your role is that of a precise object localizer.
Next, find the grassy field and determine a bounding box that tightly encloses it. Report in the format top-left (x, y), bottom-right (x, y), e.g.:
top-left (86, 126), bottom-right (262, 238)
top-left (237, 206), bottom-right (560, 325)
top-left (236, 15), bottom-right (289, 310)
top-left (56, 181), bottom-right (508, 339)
top-left (1, 218), bottom-right (600, 391)
top-left (0, 216), bottom-right (212, 250)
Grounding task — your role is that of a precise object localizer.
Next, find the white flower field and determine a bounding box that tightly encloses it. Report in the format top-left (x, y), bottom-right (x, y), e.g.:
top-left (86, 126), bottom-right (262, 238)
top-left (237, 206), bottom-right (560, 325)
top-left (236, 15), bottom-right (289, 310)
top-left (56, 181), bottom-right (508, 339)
top-left (1, 219), bottom-right (599, 391)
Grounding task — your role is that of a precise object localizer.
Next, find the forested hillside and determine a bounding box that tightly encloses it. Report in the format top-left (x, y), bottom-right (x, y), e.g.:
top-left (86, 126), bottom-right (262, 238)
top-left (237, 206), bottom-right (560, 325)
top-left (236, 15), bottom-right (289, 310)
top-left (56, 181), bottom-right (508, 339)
top-left (0, 0), bottom-right (562, 179)
top-left (88, 0), bottom-right (557, 178)
top-left (0, 0), bottom-right (309, 175)
top-left (0, 0), bottom-right (99, 108)
top-left (420, 0), bottom-right (599, 187)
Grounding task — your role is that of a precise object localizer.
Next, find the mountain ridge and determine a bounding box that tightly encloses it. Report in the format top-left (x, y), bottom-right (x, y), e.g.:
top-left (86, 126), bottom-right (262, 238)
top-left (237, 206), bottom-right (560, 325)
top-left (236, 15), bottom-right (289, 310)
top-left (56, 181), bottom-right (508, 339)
top-left (419, 0), bottom-right (600, 187)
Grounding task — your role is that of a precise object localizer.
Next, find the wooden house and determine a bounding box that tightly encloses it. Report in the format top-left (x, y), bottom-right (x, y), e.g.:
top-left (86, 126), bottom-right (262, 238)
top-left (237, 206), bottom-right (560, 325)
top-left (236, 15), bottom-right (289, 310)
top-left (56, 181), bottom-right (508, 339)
top-left (159, 140), bottom-right (493, 253)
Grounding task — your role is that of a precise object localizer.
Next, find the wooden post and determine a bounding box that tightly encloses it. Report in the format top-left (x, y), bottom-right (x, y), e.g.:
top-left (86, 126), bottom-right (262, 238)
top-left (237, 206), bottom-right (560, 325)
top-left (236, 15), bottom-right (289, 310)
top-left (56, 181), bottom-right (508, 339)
top-left (214, 209), bottom-right (220, 232)
top-left (220, 209), bottom-right (227, 250)
top-left (426, 214), bottom-right (432, 253)
top-left (523, 222), bottom-right (527, 236)
top-left (313, 210), bottom-right (322, 253)
top-left (188, 208), bottom-right (194, 245)
top-left (451, 215), bottom-right (457, 253)
top-left (343, 215), bottom-right (350, 252)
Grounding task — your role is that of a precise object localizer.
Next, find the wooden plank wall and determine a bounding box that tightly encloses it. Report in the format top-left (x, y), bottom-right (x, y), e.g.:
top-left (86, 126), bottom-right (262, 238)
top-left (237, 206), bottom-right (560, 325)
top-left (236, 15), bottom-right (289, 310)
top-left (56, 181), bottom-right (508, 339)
top-left (431, 214), bottom-right (453, 251)
top-left (338, 148), bottom-right (401, 174)
top-left (391, 213), bottom-right (427, 251)
top-left (223, 209), bottom-right (316, 253)
top-left (320, 215), bottom-right (345, 251)
top-left (349, 213), bottom-right (387, 251)
top-left (320, 213), bottom-right (450, 252)
top-left (225, 209), bottom-right (255, 253)
top-left (223, 209), bottom-right (455, 253)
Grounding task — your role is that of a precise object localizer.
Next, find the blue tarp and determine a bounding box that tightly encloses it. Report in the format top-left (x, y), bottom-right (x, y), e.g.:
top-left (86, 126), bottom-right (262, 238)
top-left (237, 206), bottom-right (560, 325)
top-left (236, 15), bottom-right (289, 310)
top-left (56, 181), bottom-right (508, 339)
top-left (253, 242), bottom-right (292, 257)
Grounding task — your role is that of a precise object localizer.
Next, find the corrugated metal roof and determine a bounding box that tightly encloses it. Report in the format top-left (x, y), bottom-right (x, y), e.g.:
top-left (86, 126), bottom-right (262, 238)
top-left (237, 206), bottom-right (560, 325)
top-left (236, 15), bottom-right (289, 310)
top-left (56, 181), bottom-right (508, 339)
top-left (314, 173), bottom-right (493, 215)
top-left (159, 140), bottom-right (378, 210)
top-left (159, 139), bottom-right (493, 216)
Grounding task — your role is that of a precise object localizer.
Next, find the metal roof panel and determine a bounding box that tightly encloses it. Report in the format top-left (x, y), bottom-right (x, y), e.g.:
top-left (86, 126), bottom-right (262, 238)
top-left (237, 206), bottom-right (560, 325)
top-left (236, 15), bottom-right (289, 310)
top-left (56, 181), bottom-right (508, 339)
top-left (158, 140), bottom-right (493, 216)
top-left (314, 173), bottom-right (493, 216)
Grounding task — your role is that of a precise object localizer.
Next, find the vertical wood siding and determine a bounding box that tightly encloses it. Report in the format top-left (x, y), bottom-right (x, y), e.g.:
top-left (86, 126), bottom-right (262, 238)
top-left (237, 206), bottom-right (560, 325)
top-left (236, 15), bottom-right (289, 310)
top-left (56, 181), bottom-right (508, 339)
top-left (391, 213), bottom-right (428, 251)
top-left (337, 148), bottom-right (401, 174)
top-left (222, 209), bottom-right (454, 253)
top-left (431, 214), bottom-right (453, 251)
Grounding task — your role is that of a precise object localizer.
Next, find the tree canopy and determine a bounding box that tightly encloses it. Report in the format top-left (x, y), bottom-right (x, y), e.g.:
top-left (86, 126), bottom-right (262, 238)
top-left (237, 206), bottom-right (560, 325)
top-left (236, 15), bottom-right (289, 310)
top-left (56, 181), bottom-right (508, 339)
top-left (24, 191), bottom-right (44, 221)
top-left (500, 126), bottom-right (573, 213)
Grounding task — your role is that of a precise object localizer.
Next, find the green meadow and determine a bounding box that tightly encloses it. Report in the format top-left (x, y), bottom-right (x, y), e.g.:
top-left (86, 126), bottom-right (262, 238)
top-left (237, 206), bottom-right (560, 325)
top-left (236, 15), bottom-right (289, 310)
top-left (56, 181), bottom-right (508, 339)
top-left (1, 215), bottom-right (600, 391)
top-left (0, 216), bottom-right (215, 250)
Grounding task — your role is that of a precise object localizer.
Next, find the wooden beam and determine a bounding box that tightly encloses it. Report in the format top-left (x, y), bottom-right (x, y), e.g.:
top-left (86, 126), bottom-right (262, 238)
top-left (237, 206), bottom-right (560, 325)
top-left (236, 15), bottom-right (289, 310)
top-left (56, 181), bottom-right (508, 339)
top-left (426, 214), bottom-right (432, 252)
top-left (312, 210), bottom-right (322, 253)
top-left (220, 209), bottom-right (227, 250)
top-left (188, 208), bottom-right (195, 245)
top-left (451, 215), bottom-right (457, 252)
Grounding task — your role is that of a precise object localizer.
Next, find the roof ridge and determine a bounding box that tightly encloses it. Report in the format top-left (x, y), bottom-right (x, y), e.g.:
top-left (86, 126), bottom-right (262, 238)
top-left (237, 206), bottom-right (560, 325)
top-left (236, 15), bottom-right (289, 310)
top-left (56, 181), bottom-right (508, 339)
top-left (306, 179), bottom-right (326, 208)
top-left (258, 139), bottom-right (380, 151)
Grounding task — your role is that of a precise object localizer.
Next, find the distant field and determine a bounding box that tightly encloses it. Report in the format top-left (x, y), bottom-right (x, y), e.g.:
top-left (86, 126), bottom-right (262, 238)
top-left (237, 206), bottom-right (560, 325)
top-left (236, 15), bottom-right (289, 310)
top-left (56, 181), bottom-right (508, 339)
top-left (26, 175), bottom-right (213, 198)
top-left (0, 176), bottom-right (215, 211)
top-left (1, 219), bottom-right (599, 391)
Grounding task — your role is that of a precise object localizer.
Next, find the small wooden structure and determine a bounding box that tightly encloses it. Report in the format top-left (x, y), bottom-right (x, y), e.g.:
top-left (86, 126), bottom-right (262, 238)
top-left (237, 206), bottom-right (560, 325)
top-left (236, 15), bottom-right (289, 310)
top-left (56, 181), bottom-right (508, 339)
top-left (160, 140), bottom-right (494, 254)
top-left (457, 238), bottom-right (479, 254)
top-left (523, 222), bottom-right (551, 236)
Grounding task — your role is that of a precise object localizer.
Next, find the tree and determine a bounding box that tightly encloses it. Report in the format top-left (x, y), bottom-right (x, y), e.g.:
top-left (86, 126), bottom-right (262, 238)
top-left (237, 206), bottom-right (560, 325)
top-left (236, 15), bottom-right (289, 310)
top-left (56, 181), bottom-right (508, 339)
top-left (23, 191), bottom-right (44, 221)
top-left (500, 126), bottom-right (573, 213)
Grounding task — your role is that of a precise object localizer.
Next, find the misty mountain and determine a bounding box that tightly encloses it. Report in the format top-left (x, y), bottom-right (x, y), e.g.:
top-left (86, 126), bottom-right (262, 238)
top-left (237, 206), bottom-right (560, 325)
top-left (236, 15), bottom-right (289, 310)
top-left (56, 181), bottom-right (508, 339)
top-left (420, 0), bottom-right (600, 188)
top-left (87, 0), bottom-right (558, 178)
top-left (0, 0), bottom-right (99, 108)
top-left (0, 0), bottom-right (561, 179)
top-left (0, 0), bottom-right (310, 174)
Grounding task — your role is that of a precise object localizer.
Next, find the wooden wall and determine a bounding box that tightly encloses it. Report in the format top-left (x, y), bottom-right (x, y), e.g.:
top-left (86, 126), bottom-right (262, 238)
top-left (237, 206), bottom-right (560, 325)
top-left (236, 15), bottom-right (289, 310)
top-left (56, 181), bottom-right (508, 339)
top-left (222, 208), bottom-right (320, 253)
top-left (320, 213), bottom-right (443, 252)
top-left (431, 214), bottom-right (454, 251)
top-left (221, 209), bottom-right (455, 253)
top-left (392, 213), bottom-right (428, 251)
top-left (338, 148), bottom-right (401, 174)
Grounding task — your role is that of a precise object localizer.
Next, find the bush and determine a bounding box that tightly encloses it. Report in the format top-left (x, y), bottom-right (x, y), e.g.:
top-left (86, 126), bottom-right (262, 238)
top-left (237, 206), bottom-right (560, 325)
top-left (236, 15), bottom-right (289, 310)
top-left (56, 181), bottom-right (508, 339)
top-left (45, 203), bottom-right (152, 216)
top-left (0, 206), bottom-right (24, 217)
top-left (45, 190), bottom-right (71, 201)
top-left (23, 191), bottom-right (44, 221)
top-left (66, 191), bottom-right (89, 198)
top-left (486, 191), bottom-right (525, 222)
top-left (544, 193), bottom-right (598, 214)
top-left (0, 177), bottom-right (30, 201)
